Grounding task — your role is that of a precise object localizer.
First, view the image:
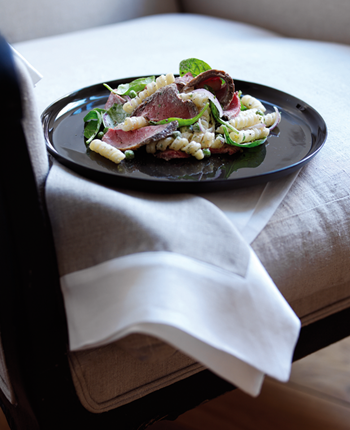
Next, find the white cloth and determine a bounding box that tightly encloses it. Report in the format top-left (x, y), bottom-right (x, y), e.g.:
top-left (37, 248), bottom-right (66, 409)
top-left (200, 171), bottom-right (299, 244)
top-left (61, 250), bottom-right (300, 396)
top-left (11, 46), bottom-right (42, 86)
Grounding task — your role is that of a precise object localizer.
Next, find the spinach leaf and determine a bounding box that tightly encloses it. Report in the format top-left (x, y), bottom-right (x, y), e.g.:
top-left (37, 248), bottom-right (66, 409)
top-left (237, 91), bottom-right (248, 111)
top-left (222, 145), bottom-right (266, 178)
top-left (113, 76), bottom-right (155, 96)
top-left (83, 109), bottom-right (104, 145)
top-left (83, 108), bottom-right (105, 122)
top-left (222, 125), bottom-right (267, 148)
top-left (179, 58), bottom-right (212, 77)
top-left (150, 102), bottom-right (209, 127)
top-left (209, 100), bottom-right (239, 134)
top-left (103, 83), bottom-right (117, 94)
top-left (103, 103), bottom-right (129, 128)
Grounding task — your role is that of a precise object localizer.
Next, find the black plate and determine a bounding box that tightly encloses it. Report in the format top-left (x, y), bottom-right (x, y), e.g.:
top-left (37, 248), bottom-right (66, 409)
top-left (42, 77), bottom-right (327, 193)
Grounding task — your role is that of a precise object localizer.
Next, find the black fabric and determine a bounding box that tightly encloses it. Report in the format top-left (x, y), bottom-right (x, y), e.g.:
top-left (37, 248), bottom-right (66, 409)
top-left (0, 34), bottom-right (22, 119)
top-left (0, 33), bottom-right (71, 429)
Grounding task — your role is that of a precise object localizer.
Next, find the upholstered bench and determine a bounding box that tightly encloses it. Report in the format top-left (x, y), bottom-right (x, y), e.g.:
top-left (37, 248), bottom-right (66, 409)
top-left (1, 0), bottom-right (350, 428)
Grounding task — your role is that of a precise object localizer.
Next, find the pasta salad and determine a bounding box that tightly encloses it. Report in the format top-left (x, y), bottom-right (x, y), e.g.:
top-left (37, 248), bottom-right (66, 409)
top-left (83, 58), bottom-right (281, 164)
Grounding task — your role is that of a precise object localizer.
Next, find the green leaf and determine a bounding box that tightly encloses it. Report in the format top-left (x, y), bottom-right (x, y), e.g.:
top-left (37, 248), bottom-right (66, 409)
top-left (114, 76), bottom-right (155, 96)
top-left (149, 102), bottom-right (209, 127)
top-left (209, 100), bottom-right (239, 134)
top-left (103, 103), bottom-right (129, 128)
top-left (238, 91), bottom-right (248, 111)
top-left (84, 109), bottom-right (103, 145)
top-left (179, 58), bottom-right (212, 77)
top-left (223, 145), bottom-right (266, 178)
top-left (83, 110), bottom-right (98, 122)
top-left (222, 126), bottom-right (267, 148)
top-left (103, 83), bottom-right (117, 94)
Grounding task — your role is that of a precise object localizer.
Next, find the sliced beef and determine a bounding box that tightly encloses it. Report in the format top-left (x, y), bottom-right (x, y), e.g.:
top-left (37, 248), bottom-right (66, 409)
top-left (223, 91), bottom-right (241, 120)
top-left (210, 145), bottom-right (241, 156)
top-left (182, 69), bottom-right (235, 110)
top-left (154, 149), bottom-right (190, 161)
top-left (102, 121), bottom-right (178, 151)
top-left (174, 72), bottom-right (194, 91)
top-left (104, 92), bottom-right (126, 110)
top-left (133, 84), bottom-right (198, 121)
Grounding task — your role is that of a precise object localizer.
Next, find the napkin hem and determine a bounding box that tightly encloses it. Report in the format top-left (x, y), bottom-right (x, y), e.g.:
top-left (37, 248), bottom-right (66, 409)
top-left (242, 170), bottom-right (301, 243)
top-left (105, 322), bottom-right (265, 397)
top-left (61, 250), bottom-right (300, 392)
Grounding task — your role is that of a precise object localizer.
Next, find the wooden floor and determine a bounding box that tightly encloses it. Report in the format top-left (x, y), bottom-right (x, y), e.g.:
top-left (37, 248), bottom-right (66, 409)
top-left (1, 336), bottom-right (350, 429)
top-left (151, 336), bottom-right (350, 430)
top-left (0, 409), bottom-right (9, 430)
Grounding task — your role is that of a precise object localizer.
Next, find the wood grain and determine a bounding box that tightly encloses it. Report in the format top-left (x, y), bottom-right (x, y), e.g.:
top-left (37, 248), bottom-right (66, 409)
top-left (172, 377), bottom-right (350, 430)
top-left (151, 337), bottom-right (350, 430)
top-left (290, 337), bottom-right (350, 404)
top-left (0, 409), bottom-right (9, 430)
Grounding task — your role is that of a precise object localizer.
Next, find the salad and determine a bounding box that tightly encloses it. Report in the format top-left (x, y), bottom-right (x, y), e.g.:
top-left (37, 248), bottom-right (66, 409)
top-left (84, 58), bottom-right (281, 164)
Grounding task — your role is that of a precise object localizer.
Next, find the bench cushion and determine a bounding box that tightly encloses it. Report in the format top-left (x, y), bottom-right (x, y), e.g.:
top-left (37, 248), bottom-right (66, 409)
top-left (183, 0), bottom-right (350, 45)
top-left (69, 335), bottom-right (204, 413)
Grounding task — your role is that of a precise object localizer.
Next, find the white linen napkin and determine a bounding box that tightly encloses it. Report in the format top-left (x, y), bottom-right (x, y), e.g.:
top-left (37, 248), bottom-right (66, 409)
top-left (199, 170), bottom-right (299, 244)
top-left (11, 45), bottom-right (43, 86)
top-left (61, 250), bottom-right (300, 396)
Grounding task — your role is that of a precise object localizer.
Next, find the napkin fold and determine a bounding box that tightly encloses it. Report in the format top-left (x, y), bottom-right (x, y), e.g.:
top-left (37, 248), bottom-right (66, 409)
top-left (46, 162), bottom-right (301, 396)
top-left (199, 170), bottom-right (299, 244)
top-left (11, 45), bottom-right (43, 86)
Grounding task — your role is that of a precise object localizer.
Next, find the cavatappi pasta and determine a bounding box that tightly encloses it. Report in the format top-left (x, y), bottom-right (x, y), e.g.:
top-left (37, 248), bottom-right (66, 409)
top-left (228, 127), bottom-right (270, 144)
top-left (216, 108), bottom-right (279, 133)
top-left (90, 139), bottom-right (125, 163)
top-left (146, 136), bottom-right (205, 160)
top-left (116, 116), bottom-right (148, 131)
top-left (241, 94), bottom-right (266, 112)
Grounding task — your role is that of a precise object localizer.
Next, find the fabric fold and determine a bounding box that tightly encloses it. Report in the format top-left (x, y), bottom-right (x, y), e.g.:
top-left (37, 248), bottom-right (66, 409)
top-left (60, 250), bottom-right (300, 396)
top-left (46, 162), bottom-right (300, 397)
